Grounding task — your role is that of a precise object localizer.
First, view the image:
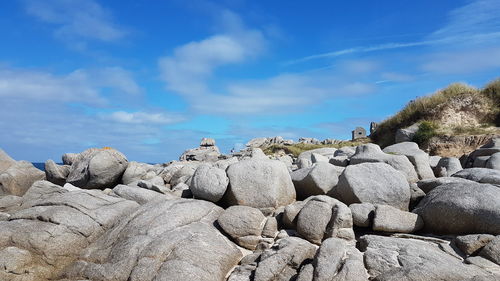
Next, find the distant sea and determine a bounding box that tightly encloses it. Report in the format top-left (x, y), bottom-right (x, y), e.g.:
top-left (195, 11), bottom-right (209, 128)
top-left (32, 163), bottom-right (45, 171)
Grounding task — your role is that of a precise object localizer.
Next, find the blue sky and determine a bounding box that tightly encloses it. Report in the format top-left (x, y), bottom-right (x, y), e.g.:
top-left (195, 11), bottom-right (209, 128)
top-left (1, 0), bottom-right (500, 163)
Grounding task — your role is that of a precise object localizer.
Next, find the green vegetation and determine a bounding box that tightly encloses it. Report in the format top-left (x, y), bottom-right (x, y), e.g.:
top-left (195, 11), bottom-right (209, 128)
top-left (262, 138), bottom-right (371, 157)
top-left (412, 121), bottom-right (438, 146)
top-left (371, 79), bottom-right (500, 147)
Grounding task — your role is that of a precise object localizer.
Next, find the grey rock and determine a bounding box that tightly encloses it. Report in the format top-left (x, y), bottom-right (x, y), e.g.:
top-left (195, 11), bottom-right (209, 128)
top-left (0, 161), bottom-right (45, 196)
top-left (44, 159), bottom-right (70, 186)
top-left (296, 195), bottom-right (354, 245)
top-left (180, 145), bottom-right (221, 162)
top-left (413, 181), bottom-right (500, 234)
top-left (225, 159), bottom-right (295, 213)
top-left (282, 201), bottom-right (306, 229)
top-left (417, 177), bottom-right (472, 193)
top-left (383, 142), bottom-right (435, 180)
top-left (336, 162), bottom-right (411, 210)
top-left (62, 153), bottom-right (78, 165)
top-left (296, 263), bottom-right (314, 281)
top-left (66, 148), bottom-right (128, 190)
top-left (395, 123), bottom-right (420, 143)
top-left (190, 164), bottom-right (228, 202)
top-left (350, 144), bottom-right (419, 183)
top-left (60, 199), bottom-right (242, 281)
top-left (121, 161), bottom-right (155, 185)
top-left (262, 217), bottom-right (278, 238)
top-left (329, 155), bottom-right (349, 167)
top-left (373, 205), bottom-right (424, 233)
top-left (0, 180), bottom-right (138, 280)
top-left (253, 237), bottom-right (317, 281)
top-left (429, 155), bottom-right (441, 169)
top-left (291, 162), bottom-right (341, 200)
top-left (171, 182), bottom-right (192, 198)
top-left (201, 137), bottom-right (216, 147)
top-left (218, 205), bottom-right (266, 250)
top-left (350, 203), bottom-right (376, 228)
top-left (0, 149), bottom-right (16, 173)
top-left (455, 234), bottom-right (495, 255)
top-left (113, 184), bottom-right (175, 204)
top-left (334, 146), bottom-right (356, 157)
top-left (453, 168), bottom-right (500, 185)
top-left (434, 157), bottom-right (463, 177)
top-left (297, 148), bottom-right (337, 169)
top-left (313, 238), bottom-right (369, 281)
top-left (487, 153), bottom-right (500, 170)
top-left (311, 153), bottom-right (329, 163)
top-left (474, 156), bottom-right (491, 168)
top-left (409, 183), bottom-right (426, 209)
top-left (169, 162), bottom-right (201, 186)
top-left (360, 234), bottom-right (494, 280)
top-left (214, 157), bottom-right (239, 171)
top-left (480, 236), bottom-right (500, 265)
top-left (464, 256), bottom-right (500, 278)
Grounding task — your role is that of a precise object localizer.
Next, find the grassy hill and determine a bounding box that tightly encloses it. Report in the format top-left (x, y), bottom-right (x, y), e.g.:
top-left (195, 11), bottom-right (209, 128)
top-left (370, 78), bottom-right (500, 148)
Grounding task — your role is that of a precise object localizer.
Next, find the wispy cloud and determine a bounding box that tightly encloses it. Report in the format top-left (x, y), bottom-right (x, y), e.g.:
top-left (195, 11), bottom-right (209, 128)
top-left (0, 66), bottom-right (141, 104)
top-left (23, 0), bottom-right (126, 43)
top-left (104, 111), bottom-right (185, 125)
top-left (288, 0), bottom-right (500, 65)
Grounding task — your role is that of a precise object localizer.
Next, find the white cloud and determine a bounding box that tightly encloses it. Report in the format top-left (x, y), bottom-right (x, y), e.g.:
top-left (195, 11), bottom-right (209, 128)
top-left (0, 66), bottom-right (141, 104)
top-left (23, 0), bottom-right (126, 42)
top-left (422, 47), bottom-right (500, 74)
top-left (105, 111), bottom-right (184, 125)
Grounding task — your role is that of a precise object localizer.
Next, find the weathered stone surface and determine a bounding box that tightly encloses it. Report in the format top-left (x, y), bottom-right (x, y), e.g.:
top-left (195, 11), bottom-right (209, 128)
top-left (262, 216), bottom-right (278, 238)
top-left (0, 149), bottom-right (16, 173)
top-left (336, 162), bottom-right (411, 210)
top-left (480, 236), bottom-right (500, 265)
top-left (350, 144), bottom-right (419, 182)
top-left (179, 145), bottom-right (221, 162)
top-left (329, 155), bottom-right (349, 167)
top-left (0, 180), bottom-right (138, 280)
top-left (474, 156), bottom-right (490, 168)
top-left (409, 183), bottom-right (426, 209)
top-left (350, 202), bottom-right (375, 228)
top-left (169, 162), bottom-right (201, 186)
top-left (291, 162), bottom-right (341, 199)
top-left (487, 152), bottom-right (500, 170)
top-left (417, 177), bottom-right (472, 193)
top-left (297, 148), bottom-right (337, 169)
top-left (214, 157), bottom-right (239, 171)
top-left (311, 153), bottom-right (329, 163)
top-left (282, 201), bottom-right (306, 229)
top-left (45, 159), bottom-right (70, 186)
top-left (395, 123), bottom-right (419, 143)
top-left (113, 184), bottom-right (175, 204)
top-left (334, 146), bottom-right (356, 157)
top-left (313, 238), bottom-right (368, 281)
top-left (66, 148), bottom-right (128, 190)
top-left (383, 142), bottom-right (435, 180)
top-left (360, 235), bottom-right (494, 280)
top-left (60, 199), bottom-right (242, 281)
top-left (253, 237), bottom-right (317, 281)
top-left (296, 195), bottom-right (354, 245)
top-left (413, 181), bottom-right (500, 234)
top-left (201, 137), bottom-right (216, 147)
top-left (190, 164), bottom-right (228, 202)
top-left (455, 234), bottom-right (495, 255)
top-left (373, 205), bottom-right (424, 233)
top-left (218, 205), bottom-right (266, 250)
top-left (121, 161), bottom-right (157, 185)
top-left (296, 263), bottom-right (314, 281)
top-left (434, 157), bottom-right (463, 177)
top-left (0, 161), bottom-right (45, 196)
top-left (225, 159), bottom-right (295, 213)
top-left (453, 168), bottom-right (500, 185)
top-left (62, 153), bottom-right (78, 165)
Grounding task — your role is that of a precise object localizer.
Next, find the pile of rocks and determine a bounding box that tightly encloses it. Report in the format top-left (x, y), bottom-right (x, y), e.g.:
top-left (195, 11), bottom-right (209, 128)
top-left (0, 138), bottom-right (499, 281)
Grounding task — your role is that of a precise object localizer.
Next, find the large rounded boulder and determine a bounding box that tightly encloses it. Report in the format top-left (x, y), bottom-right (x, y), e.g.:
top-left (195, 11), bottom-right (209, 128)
top-left (190, 164), bottom-right (228, 202)
top-left (225, 159), bottom-right (295, 213)
top-left (336, 162), bottom-right (411, 210)
top-left (66, 148), bottom-right (128, 189)
top-left (413, 181), bottom-right (500, 234)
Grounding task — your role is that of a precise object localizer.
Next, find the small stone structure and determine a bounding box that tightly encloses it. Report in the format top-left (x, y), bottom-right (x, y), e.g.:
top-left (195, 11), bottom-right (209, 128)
top-left (352, 127), bottom-right (367, 140)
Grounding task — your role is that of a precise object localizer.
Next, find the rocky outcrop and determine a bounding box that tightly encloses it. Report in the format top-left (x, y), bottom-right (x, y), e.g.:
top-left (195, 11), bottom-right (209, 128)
top-left (190, 164), bottom-right (228, 202)
top-left (336, 162), bottom-right (411, 210)
top-left (383, 142), bottom-right (435, 180)
top-left (0, 180), bottom-right (138, 280)
top-left (413, 181), bottom-right (500, 234)
top-left (217, 205), bottom-right (268, 250)
top-left (66, 148), bottom-right (128, 189)
top-left (291, 162), bottom-right (342, 199)
top-left (180, 138), bottom-right (221, 162)
top-left (0, 161), bottom-right (45, 196)
top-left (350, 144), bottom-right (419, 182)
top-left (225, 158), bottom-right (295, 214)
top-left (44, 159), bottom-right (70, 186)
top-left (60, 199), bottom-right (242, 281)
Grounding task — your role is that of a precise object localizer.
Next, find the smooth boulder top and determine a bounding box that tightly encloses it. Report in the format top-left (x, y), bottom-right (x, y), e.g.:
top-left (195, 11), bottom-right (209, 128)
top-left (291, 162), bottom-right (342, 200)
top-left (0, 161), bottom-right (45, 196)
top-left (413, 181), bottom-right (500, 235)
top-left (66, 148), bottom-right (128, 190)
top-left (336, 162), bottom-right (411, 210)
top-left (190, 164), bottom-right (228, 202)
top-left (0, 149), bottom-right (16, 174)
top-left (453, 168), bottom-right (500, 185)
top-left (225, 158), bottom-right (296, 213)
top-left (383, 142), bottom-right (435, 180)
top-left (350, 143), bottom-right (419, 183)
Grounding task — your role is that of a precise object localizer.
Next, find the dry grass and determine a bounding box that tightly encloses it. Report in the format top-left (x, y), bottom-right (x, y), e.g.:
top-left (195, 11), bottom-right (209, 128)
top-left (262, 138), bottom-right (371, 157)
top-left (371, 80), bottom-right (499, 147)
